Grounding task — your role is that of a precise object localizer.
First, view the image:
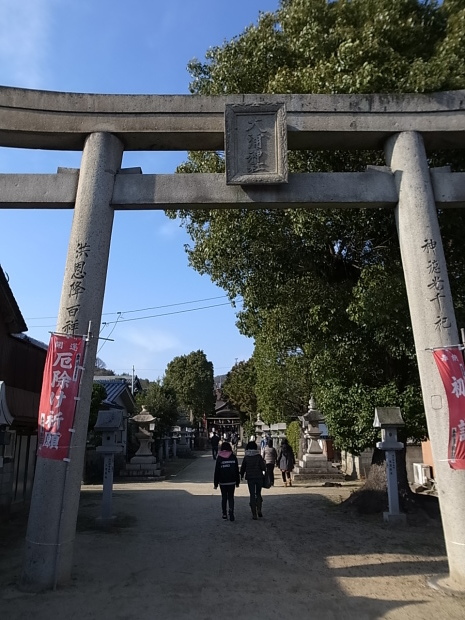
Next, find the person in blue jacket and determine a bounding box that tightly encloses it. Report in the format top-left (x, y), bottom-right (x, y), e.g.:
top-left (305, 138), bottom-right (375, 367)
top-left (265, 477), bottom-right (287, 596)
top-left (214, 441), bottom-right (240, 521)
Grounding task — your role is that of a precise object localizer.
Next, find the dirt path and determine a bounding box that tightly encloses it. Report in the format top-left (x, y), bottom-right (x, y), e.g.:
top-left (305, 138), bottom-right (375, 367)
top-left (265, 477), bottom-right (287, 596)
top-left (1, 450), bottom-right (464, 619)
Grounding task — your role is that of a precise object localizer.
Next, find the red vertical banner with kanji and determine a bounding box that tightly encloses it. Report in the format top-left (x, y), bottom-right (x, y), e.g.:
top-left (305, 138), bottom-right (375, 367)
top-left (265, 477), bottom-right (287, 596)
top-left (37, 334), bottom-right (86, 461)
top-left (433, 348), bottom-right (465, 470)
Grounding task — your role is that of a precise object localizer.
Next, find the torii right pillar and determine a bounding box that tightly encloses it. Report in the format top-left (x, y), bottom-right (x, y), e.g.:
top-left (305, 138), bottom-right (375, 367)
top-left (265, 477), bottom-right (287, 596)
top-left (385, 131), bottom-right (465, 593)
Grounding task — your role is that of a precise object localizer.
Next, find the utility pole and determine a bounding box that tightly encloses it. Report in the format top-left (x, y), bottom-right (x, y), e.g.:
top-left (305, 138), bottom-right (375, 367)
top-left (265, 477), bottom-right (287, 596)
top-left (131, 365), bottom-right (135, 395)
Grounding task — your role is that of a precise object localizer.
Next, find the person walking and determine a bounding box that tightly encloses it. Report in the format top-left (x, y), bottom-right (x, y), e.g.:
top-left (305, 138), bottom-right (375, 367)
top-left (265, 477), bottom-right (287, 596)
top-left (210, 431), bottom-right (220, 460)
top-left (231, 431), bottom-right (238, 454)
top-left (262, 439), bottom-right (278, 487)
top-left (277, 438), bottom-right (295, 487)
top-left (240, 441), bottom-right (266, 520)
top-left (214, 441), bottom-right (240, 521)
top-left (260, 433), bottom-right (269, 455)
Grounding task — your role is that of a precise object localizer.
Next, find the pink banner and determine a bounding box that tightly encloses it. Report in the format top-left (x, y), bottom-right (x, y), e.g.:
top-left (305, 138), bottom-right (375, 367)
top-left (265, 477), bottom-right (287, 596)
top-left (433, 348), bottom-right (465, 470)
top-left (37, 334), bottom-right (86, 461)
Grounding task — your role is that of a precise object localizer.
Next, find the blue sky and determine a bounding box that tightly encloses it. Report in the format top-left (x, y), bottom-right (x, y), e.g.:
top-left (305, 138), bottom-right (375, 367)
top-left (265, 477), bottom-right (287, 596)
top-left (0, 0), bottom-right (280, 380)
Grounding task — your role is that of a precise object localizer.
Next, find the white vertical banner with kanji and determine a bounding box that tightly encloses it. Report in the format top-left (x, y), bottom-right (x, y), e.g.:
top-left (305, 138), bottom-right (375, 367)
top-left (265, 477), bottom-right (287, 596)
top-left (37, 333), bottom-right (86, 461)
top-left (433, 347), bottom-right (465, 470)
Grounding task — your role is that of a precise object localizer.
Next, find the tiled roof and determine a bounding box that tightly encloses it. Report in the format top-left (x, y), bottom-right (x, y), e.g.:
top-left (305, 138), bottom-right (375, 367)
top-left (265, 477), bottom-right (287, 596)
top-left (94, 374), bottom-right (142, 394)
top-left (11, 333), bottom-right (48, 350)
top-left (93, 377), bottom-right (137, 413)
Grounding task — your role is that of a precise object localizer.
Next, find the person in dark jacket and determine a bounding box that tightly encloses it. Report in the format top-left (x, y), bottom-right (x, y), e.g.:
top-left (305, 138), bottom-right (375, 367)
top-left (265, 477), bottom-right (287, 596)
top-left (240, 441), bottom-right (266, 519)
top-left (262, 439), bottom-right (278, 487)
top-left (214, 441), bottom-right (240, 521)
top-left (210, 431), bottom-right (220, 460)
top-left (276, 438), bottom-right (295, 487)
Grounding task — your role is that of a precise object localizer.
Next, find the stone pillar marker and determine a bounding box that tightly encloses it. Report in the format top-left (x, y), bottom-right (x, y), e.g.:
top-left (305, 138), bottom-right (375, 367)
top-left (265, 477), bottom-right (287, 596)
top-left (164, 436), bottom-right (170, 460)
top-left (94, 408), bottom-right (124, 528)
top-left (21, 132), bottom-right (123, 591)
top-left (385, 131), bottom-right (465, 591)
top-left (373, 407), bottom-right (406, 526)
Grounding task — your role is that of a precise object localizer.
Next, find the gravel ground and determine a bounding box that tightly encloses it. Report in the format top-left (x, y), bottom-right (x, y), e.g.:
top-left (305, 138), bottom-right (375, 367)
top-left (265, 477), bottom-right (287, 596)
top-left (1, 450), bottom-right (464, 620)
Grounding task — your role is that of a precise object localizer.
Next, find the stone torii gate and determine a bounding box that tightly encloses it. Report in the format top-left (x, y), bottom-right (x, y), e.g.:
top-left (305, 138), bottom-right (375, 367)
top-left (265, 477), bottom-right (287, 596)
top-left (1, 86), bottom-right (465, 592)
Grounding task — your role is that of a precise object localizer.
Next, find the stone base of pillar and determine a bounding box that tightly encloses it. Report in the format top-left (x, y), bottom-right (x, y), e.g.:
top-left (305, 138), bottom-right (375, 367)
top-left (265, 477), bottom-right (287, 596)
top-left (427, 575), bottom-right (465, 597)
top-left (119, 462), bottom-right (162, 479)
top-left (293, 455), bottom-right (344, 483)
top-left (130, 455), bottom-right (157, 465)
top-left (383, 511), bottom-right (407, 526)
top-left (95, 515), bottom-right (117, 529)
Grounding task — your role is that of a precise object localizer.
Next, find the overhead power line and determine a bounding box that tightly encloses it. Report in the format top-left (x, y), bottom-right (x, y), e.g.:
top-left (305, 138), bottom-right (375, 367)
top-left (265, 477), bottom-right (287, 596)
top-left (100, 301), bottom-right (235, 325)
top-left (25, 295), bottom-right (235, 321)
top-left (29, 299), bottom-right (243, 329)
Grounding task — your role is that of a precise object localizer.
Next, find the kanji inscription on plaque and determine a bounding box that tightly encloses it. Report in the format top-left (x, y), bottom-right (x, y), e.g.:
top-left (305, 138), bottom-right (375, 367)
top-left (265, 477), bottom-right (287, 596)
top-left (225, 103), bottom-right (288, 185)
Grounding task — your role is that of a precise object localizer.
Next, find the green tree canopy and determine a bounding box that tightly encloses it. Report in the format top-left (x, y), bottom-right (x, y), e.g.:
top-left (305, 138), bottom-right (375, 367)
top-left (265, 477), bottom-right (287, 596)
top-left (170, 0), bottom-right (465, 453)
top-left (136, 380), bottom-right (179, 438)
top-left (253, 335), bottom-right (312, 424)
top-left (86, 382), bottom-right (107, 447)
top-left (222, 358), bottom-right (258, 424)
top-left (163, 350), bottom-right (215, 424)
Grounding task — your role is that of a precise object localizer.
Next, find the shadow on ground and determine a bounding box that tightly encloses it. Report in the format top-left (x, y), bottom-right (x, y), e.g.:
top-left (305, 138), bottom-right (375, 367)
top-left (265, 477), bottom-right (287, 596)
top-left (0, 454), bottom-right (462, 620)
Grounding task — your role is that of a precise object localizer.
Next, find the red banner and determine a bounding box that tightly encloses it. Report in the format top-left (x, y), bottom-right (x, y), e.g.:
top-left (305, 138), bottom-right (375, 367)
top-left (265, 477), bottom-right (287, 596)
top-left (37, 334), bottom-right (86, 461)
top-left (433, 348), bottom-right (465, 470)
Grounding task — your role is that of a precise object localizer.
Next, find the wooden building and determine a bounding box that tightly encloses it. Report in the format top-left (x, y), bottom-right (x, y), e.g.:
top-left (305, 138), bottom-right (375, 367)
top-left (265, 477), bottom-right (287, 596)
top-left (0, 266), bottom-right (47, 520)
top-left (205, 389), bottom-right (241, 439)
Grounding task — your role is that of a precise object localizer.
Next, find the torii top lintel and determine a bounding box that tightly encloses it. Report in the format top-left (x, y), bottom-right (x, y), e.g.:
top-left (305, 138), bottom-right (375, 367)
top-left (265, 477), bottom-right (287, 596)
top-left (0, 86), bottom-right (464, 152)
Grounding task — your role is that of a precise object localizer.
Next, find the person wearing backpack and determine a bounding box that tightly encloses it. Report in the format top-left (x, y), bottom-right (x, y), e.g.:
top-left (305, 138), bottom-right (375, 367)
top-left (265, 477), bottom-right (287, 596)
top-left (214, 441), bottom-right (240, 521)
top-left (240, 441), bottom-right (266, 520)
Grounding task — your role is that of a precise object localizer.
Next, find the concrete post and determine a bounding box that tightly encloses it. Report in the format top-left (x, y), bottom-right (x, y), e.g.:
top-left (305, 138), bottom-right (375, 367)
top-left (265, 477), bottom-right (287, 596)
top-left (385, 131), bottom-right (465, 590)
top-left (21, 132), bottom-right (123, 591)
top-left (100, 453), bottom-right (115, 525)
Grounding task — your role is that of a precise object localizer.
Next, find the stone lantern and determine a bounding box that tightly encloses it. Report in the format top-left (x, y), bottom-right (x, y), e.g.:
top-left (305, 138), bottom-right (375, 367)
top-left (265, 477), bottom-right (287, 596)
top-left (130, 405), bottom-right (156, 465)
top-left (300, 396), bottom-right (324, 455)
top-left (255, 413), bottom-right (270, 444)
top-left (293, 396), bottom-right (343, 483)
top-left (120, 405), bottom-right (161, 478)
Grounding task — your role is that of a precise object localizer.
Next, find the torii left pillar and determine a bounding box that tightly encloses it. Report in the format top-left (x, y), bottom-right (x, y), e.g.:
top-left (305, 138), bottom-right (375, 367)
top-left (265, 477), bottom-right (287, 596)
top-left (21, 132), bottom-right (123, 591)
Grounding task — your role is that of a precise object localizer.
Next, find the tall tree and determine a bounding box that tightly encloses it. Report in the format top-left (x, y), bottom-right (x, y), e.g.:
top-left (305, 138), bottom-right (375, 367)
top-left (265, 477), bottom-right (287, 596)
top-left (163, 350), bottom-right (215, 424)
top-left (253, 335), bottom-right (312, 424)
top-left (169, 0), bottom-right (465, 456)
top-left (222, 358), bottom-right (258, 425)
top-left (94, 357), bottom-right (114, 376)
top-left (136, 380), bottom-right (179, 438)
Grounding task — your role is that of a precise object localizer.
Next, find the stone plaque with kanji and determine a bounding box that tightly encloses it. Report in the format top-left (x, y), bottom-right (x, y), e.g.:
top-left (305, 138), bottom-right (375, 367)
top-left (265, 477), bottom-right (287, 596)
top-left (225, 103), bottom-right (288, 185)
